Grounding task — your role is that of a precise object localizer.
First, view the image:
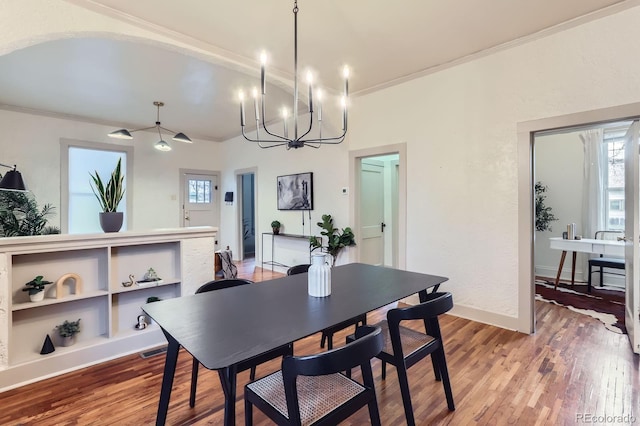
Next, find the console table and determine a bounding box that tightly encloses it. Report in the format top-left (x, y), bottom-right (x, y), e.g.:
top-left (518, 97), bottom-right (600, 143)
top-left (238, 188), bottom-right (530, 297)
top-left (261, 232), bottom-right (311, 271)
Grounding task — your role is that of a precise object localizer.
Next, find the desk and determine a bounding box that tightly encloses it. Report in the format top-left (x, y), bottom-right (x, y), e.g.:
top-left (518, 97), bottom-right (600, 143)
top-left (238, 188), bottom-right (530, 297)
top-left (143, 263), bottom-right (448, 425)
top-left (549, 237), bottom-right (624, 288)
top-left (261, 232), bottom-right (311, 271)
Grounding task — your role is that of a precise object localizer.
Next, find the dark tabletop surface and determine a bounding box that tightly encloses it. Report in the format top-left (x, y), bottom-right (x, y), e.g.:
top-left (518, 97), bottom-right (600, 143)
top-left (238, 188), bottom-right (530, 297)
top-left (143, 262), bottom-right (448, 370)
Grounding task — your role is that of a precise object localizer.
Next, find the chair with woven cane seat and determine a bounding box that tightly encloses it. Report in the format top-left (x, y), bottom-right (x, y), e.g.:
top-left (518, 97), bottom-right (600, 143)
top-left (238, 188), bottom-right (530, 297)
top-left (189, 278), bottom-right (294, 408)
top-left (347, 291), bottom-right (455, 426)
top-left (587, 230), bottom-right (625, 293)
top-left (244, 325), bottom-right (384, 426)
top-left (287, 264), bottom-right (367, 350)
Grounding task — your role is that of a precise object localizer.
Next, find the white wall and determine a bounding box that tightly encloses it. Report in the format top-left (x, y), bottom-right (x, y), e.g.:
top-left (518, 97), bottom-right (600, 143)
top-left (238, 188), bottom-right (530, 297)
top-left (344, 6), bottom-right (640, 326)
top-left (534, 132), bottom-right (584, 280)
top-left (4, 1), bottom-right (640, 330)
top-left (0, 109), bottom-right (221, 231)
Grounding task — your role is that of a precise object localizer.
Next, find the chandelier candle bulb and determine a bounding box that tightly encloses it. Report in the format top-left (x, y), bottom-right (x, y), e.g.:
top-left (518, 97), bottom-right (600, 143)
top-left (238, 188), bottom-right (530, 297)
top-left (239, 92), bottom-right (246, 127)
top-left (282, 108), bottom-right (289, 138)
top-left (252, 87), bottom-right (260, 120)
top-left (343, 65), bottom-right (350, 97)
top-left (307, 71), bottom-right (313, 113)
top-left (260, 51), bottom-right (267, 95)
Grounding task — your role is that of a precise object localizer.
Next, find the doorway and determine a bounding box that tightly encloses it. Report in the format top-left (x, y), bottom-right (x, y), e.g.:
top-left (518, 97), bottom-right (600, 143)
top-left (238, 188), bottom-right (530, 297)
top-left (179, 169), bottom-right (220, 233)
top-left (237, 169), bottom-right (257, 261)
top-left (518, 103), bottom-right (640, 353)
top-left (350, 144), bottom-right (406, 269)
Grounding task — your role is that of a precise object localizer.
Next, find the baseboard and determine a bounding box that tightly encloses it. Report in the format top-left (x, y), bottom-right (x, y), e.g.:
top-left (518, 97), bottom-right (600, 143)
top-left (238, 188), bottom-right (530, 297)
top-left (448, 304), bottom-right (521, 332)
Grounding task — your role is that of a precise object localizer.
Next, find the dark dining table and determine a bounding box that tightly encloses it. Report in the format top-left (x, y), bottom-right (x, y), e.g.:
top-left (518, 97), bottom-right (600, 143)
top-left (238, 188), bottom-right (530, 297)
top-left (143, 262), bottom-right (449, 426)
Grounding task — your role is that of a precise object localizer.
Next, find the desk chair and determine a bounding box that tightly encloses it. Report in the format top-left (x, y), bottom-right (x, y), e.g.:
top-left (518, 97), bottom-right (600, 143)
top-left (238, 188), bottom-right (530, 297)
top-left (189, 278), bottom-right (294, 408)
top-left (347, 292), bottom-right (455, 426)
top-left (287, 264), bottom-right (367, 350)
top-left (588, 230), bottom-right (625, 293)
top-left (245, 325), bottom-right (383, 426)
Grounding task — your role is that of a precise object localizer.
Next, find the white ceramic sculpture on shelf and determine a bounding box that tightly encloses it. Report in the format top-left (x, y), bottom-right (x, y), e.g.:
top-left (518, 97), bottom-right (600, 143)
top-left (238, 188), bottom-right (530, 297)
top-left (308, 253), bottom-right (332, 297)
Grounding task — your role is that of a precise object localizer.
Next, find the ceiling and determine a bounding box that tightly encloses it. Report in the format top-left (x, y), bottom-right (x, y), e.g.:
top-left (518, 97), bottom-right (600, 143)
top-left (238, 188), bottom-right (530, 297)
top-left (0, 0), bottom-right (631, 143)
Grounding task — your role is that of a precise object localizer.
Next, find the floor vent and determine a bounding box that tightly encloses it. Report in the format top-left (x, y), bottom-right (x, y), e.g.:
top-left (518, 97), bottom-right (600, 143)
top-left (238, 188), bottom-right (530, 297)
top-left (140, 346), bottom-right (168, 359)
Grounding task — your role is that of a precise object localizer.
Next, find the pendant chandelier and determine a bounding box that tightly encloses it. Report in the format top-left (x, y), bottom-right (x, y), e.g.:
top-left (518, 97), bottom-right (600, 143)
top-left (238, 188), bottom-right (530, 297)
top-left (239, 0), bottom-right (349, 149)
top-left (108, 101), bottom-right (192, 152)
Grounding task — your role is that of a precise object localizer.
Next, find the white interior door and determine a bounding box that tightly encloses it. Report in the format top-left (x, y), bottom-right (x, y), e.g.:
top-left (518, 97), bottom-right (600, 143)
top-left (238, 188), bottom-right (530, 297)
top-left (360, 160), bottom-right (385, 266)
top-left (181, 172), bottom-right (219, 231)
top-left (623, 121), bottom-right (640, 354)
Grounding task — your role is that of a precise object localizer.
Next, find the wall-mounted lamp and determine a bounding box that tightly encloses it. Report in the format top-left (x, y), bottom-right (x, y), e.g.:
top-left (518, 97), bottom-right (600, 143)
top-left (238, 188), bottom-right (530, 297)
top-left (224, 192), bottom-right (234, 205)
top-left (0, 163), bottom-right (27, 192)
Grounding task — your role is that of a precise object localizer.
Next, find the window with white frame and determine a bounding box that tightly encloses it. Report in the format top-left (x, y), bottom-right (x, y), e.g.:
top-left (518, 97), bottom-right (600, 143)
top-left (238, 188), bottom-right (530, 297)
top-left (603, 128), bottom-right (626, 231)
top-left (66, 146), bottom-right (128, 234)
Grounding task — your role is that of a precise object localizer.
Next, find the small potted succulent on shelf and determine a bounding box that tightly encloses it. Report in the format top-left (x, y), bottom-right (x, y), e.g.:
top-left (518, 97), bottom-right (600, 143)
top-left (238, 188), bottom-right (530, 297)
top-left (56, 318), bottom-right (81, 347)
top-left (271, 220), bottom-right (282, 235)
top-left (22, 275), bottom-right (53, 302)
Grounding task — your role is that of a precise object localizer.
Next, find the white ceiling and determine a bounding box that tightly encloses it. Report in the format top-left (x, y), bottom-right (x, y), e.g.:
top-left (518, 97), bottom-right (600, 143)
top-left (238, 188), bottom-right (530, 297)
top-left (0, 0), bottom-right (631, 142)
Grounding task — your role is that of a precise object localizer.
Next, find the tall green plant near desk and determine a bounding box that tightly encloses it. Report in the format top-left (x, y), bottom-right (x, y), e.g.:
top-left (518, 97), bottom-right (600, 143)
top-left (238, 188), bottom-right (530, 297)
top-left (535, 181), bottom-right (558, 232)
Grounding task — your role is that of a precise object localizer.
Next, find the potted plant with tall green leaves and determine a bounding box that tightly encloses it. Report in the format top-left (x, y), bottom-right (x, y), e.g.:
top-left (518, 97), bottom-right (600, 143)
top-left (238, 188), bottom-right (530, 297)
top-left (309, 214), bottom-right (356, 266)
top-left (90, 158), bottom-right (125, 233)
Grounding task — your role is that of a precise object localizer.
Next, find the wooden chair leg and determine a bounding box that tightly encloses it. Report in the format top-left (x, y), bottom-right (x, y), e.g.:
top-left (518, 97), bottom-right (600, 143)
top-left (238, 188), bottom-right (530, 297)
top-left (245, 397), bottom-right (253, 426)
top-left (431, 356), bottom-right (441, 381)
top-left (588, 263), bottom-right (593, 293)
top-left (599, 267), bottom-right (604, 287)
top-left (327, 333), bottom-right (334, 350)
top-left (321, 333), bottom-right (327, 348)
top-left (367, 395), bottom-right (382, 426)
top-left (395, 364), bottom-right (416, 426)
top-left (250, 366), bottom-right (257, 381)
top-left (381, 360), bottom-right (387, 380)
top-left (189, 358), bottom-right (199, 408)
top-left (434, 348), bottom-right (455, 411)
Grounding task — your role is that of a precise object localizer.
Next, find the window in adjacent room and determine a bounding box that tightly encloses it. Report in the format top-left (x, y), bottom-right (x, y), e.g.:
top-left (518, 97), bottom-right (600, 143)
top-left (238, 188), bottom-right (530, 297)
top-left (603, 127), bottom-right (626, 231)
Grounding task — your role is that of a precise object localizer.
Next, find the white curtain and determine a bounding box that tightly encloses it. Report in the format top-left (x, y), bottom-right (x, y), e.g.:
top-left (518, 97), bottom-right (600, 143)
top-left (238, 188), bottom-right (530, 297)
top-left (580, 129), bottom-right (606, 278)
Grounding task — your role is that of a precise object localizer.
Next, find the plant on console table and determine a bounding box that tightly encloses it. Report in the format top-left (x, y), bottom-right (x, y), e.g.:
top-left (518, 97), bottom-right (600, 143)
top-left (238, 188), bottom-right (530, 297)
top-left (56, 319), bottom-right (81, 347)
top-left (271, 220), bottom-right (281, 235)
top-left (22, 275), bottom-right (53, 302)
top-left (90, 158), bottom-right (125, 233)
top-left (309, 214), bottom-right (356, 266)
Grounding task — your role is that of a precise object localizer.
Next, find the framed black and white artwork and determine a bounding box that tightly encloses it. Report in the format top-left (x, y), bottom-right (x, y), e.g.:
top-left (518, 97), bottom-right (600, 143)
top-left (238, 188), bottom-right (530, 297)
top-left (277, 172), bottom-right (313, 210)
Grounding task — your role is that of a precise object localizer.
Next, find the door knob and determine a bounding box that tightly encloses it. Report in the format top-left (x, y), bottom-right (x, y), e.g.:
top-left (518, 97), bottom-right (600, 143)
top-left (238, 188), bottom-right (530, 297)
top-left (381, 222), bottom-right (386, 232)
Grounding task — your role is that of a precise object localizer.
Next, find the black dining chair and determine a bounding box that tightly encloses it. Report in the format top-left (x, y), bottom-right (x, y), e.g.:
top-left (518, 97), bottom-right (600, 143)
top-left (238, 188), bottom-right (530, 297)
top-left (287, 264), bottom-right (367, 350)
top-left (347, 292), bottom-right (455, 426)
top-left (244, 325), bottom-right (384, 426)
top-left (189, 278), bottom-right (294, 408)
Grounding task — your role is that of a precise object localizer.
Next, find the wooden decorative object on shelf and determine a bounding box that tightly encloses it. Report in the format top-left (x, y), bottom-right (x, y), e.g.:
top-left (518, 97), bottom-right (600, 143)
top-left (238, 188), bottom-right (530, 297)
top-left (55, 273), bottom-right (83, 299)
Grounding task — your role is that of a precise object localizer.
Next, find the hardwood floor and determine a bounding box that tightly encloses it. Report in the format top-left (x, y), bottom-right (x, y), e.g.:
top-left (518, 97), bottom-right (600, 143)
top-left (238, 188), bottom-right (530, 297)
top-left (1, 259), bottom-right (638, 425)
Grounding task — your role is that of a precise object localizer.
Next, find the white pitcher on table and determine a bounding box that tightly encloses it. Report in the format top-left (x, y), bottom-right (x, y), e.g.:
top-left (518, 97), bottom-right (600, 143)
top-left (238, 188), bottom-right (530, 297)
top-left (308, 253), bottom-right (332, 297)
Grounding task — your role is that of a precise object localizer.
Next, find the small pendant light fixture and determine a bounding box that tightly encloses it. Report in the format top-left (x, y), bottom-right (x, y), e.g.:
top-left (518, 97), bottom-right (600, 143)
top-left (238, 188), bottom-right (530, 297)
top-left (108, 101), bottom-right (192, 151)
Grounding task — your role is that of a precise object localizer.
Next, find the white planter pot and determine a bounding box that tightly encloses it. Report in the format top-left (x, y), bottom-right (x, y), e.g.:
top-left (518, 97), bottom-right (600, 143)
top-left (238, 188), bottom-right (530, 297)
top-left (60, 335), bottom-right (76, 347)
top-left (29, 291), bottom-right (45, 302)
